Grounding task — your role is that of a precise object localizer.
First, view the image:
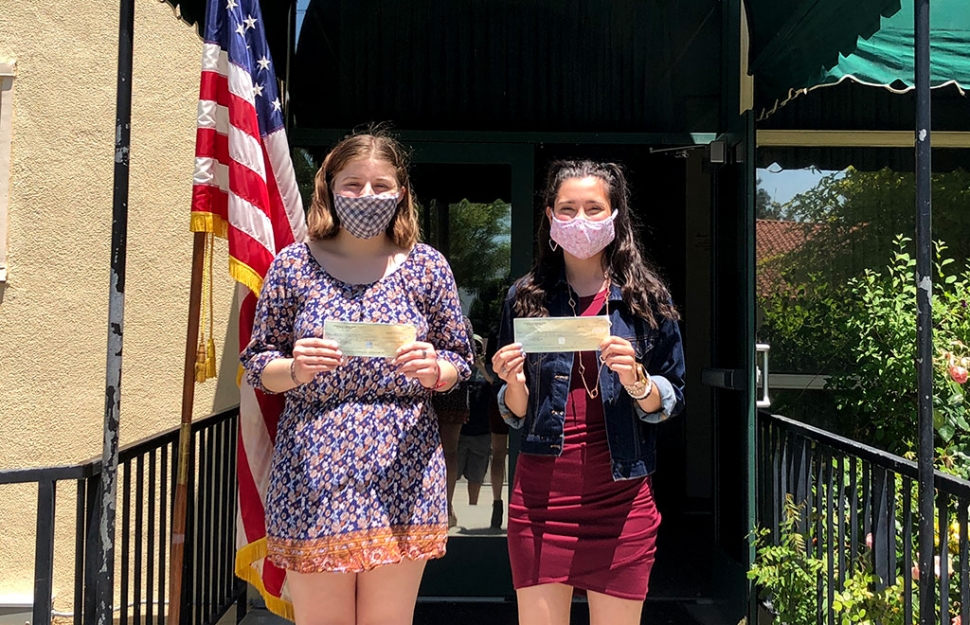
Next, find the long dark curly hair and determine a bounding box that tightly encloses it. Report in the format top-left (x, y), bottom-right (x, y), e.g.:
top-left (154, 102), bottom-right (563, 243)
top-left (513, 160), bottom-right (679, 328)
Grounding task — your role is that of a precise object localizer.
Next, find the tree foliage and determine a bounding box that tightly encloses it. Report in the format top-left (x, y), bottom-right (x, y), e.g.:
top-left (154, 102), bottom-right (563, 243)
top-left (760, 237), bottom-right (970, 463)
top-left (757, 177), bottom-right (787, 220)
top-left (777, 167), bottom-right (970, 287)
top-left (418, 198), bottom-right (512, 336)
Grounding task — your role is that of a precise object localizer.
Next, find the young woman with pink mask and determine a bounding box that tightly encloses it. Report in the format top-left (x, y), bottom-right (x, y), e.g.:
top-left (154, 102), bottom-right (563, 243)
top-left (241, 131), bottom-right (473, 625)
top-left (491, 160), bottom-right (686, 625)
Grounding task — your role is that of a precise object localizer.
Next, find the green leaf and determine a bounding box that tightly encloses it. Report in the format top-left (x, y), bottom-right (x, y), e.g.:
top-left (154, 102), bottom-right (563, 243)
top-left (954, 409), bottom-right (969, 432)
top-left (939, 423), bottom-right (956, 441)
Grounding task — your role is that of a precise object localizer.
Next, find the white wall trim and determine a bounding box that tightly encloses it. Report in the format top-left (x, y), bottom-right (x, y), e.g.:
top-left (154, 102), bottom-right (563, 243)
top-left (770, 373), bottom-right (830, 391)
top-left (0, 592), bottom-right (33, 607)
top-left (758, 129), bottom-right (970, 149)
top-left (0, 57), bottom-right (15, 283)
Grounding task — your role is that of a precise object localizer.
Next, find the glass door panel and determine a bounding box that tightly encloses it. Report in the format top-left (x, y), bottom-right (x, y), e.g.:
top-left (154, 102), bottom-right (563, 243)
top-left (412, 162), bottom-right (513, 538)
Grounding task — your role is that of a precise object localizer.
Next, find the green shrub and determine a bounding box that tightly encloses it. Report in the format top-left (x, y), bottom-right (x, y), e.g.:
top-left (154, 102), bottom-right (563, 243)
top-left (750, 494), bottom-right (908, 625)
top-left (759, 236), bottom-right (970, 473)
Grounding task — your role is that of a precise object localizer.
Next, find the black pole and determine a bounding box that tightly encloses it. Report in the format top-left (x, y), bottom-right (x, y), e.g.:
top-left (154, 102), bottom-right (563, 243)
top-left (285, 0), bottom-right (296, 134)
top-left (914, 0), bottom-right (934, 623)
top-left (96, 0), bottom-right (134, 623)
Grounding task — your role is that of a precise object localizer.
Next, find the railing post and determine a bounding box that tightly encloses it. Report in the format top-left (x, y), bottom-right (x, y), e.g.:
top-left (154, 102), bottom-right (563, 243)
top-left (84, 473), bottom-right (103, 625)
top-left (74, 479), bottom-right (88, 625)
top-left (871, 468), bottom-right (892, 590)
top-left (180, 428), bottom-right (197, 625)
top-left (97, 0), bottom-right (136, 621)
top-left (235, 581), bottom-right (248, 624)
top-left (33, 481), bottom-right (55, 625)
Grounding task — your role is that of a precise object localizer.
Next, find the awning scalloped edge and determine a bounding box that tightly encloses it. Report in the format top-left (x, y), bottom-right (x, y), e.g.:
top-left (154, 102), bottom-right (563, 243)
top-left (758, 73), bottom-right (968, 121)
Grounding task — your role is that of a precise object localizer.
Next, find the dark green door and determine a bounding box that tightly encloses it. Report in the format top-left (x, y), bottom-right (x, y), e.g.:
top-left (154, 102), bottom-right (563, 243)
top-left (705, 110), bottom-right (757, 621)
top-left (409, 142), bottom-right (534, 597)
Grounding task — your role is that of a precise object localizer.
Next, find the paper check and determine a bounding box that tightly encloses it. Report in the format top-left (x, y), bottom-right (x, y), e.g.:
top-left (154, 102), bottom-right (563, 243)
top-left (323, 320), bottom-right (417, 358)
top-left (514, 316), bottom-right (611, 353)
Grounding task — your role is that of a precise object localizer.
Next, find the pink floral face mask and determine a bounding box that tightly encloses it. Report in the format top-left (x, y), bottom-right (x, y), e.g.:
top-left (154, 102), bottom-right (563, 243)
top-left (548, 210), bottom-right (618, 259)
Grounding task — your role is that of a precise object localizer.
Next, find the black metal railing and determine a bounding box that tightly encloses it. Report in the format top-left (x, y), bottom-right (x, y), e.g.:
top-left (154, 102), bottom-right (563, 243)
top-left (758, 411), bottom-right (970, 625)
top-left (0, 407), bottom-right (245, 625)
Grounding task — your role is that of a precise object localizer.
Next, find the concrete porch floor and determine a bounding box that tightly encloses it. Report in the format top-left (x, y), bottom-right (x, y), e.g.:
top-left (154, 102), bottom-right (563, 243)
top-left (230, 598), bottom-right (733, 625)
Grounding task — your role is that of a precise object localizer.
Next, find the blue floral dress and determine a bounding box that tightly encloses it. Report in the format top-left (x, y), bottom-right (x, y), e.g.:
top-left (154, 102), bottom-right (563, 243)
top-left (241, 242), bottom-right (473, 573)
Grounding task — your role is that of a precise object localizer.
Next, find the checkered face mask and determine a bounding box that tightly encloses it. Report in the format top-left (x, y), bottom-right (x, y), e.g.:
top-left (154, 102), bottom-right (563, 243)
top-left (333, 192), bottom-right (400, 239)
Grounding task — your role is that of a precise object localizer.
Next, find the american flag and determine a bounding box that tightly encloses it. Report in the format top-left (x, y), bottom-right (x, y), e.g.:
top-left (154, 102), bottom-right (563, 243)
top-left (190, 0), bottom-right (306, 617)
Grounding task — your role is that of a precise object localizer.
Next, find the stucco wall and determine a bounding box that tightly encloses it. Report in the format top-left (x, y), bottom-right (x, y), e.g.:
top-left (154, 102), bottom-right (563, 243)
top-left (0, 0), bottom-right (240, 610)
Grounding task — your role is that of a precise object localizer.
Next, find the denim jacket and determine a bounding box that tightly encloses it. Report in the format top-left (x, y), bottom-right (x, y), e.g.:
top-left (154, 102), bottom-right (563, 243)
top-left (496, 278), bottom-right (686, 480)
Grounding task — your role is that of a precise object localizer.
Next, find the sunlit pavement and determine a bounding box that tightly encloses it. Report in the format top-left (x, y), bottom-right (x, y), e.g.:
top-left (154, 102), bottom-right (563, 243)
top-left (234, 599), bottom-right (720, 624)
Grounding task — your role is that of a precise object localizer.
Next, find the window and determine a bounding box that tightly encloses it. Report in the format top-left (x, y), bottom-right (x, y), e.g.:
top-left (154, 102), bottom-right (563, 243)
top-left (755, 138), bottom-right (970, 443)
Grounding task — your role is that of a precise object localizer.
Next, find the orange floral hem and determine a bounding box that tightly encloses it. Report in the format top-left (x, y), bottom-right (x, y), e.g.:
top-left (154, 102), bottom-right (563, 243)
top-left (266, 524), bottom-right (448, 573)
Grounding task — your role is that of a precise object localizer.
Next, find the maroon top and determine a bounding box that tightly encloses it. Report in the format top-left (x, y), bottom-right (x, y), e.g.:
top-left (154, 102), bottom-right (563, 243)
top-left (507, 290), bottom-right (662, 600)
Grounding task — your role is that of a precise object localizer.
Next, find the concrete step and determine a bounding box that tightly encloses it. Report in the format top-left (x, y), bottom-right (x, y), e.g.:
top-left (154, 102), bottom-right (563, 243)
top-left (237, 598), bottom-right (727, 625)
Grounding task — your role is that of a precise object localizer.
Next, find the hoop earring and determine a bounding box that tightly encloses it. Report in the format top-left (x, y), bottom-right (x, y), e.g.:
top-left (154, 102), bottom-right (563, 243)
top-left (549, 239), bottom-right (559, 252)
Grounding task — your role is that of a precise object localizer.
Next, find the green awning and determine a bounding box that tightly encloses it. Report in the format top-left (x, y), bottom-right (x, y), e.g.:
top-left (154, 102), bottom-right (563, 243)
top-left (761, 0), bottom-right (970, 117)
top-left (749, 0), bottom-right (902, 114)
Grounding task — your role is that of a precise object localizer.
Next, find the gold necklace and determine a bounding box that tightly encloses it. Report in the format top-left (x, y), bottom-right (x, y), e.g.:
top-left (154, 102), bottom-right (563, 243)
top-left (567, 281), bottom-right (609, 399)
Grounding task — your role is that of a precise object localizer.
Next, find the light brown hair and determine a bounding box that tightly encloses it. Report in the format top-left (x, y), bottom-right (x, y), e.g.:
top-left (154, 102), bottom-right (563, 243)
top-left (306, 131), bottom-right (419, 246)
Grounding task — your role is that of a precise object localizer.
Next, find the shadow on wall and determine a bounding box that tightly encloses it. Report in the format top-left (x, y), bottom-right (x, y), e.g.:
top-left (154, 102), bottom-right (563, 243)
top-left (211, 286), bottom-right (243, 412)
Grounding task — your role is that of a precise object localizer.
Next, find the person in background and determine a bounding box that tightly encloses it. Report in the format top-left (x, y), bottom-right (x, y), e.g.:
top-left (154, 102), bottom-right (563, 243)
top-left (241, 130), bottom-right (473, 625)
top-left (491, 160), bottom-right (685, 625)
top-left (432, 316), bottom-right (475, 527)
top-left (455, 334), bottom-right (494, 512)
top-left (485, 326), bottom-right (509, 529)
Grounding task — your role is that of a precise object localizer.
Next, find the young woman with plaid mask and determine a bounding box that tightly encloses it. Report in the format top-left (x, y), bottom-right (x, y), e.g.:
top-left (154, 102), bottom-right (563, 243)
top-left (242, 130), bottom-right (473, 625)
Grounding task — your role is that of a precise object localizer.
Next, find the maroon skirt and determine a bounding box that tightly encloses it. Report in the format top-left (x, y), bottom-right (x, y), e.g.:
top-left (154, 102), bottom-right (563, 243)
top-left (507, 293), bottom-right (662, 601)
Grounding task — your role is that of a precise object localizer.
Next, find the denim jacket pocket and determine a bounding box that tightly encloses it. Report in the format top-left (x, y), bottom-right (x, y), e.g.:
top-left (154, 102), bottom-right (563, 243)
top-left (618, 332), bottom-right (657, 361)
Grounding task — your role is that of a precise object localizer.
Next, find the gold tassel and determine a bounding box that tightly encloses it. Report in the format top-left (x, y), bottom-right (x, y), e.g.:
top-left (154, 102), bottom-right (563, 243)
top-left (196, 231), bottom-right (218, 384)
top-left (205, 337), bottom-right (217, 378)
top-left (195, 341), bottom-right (207, 382)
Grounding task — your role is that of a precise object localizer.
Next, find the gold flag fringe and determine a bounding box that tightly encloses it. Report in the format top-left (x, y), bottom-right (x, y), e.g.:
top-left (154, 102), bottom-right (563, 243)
top-left (235, 540), bottom-right (295, 621)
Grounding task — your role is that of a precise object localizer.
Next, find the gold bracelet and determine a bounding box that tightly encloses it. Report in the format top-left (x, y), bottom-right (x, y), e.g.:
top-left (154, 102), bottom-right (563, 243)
top-left (289, 359), bottom-right (302, 386)
top-left (624, 363), bottom-right (653, 400)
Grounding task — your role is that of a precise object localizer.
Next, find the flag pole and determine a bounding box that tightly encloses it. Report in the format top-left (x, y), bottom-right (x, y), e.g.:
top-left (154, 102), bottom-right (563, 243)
top-left (169, 231), bottom-right (207, 625)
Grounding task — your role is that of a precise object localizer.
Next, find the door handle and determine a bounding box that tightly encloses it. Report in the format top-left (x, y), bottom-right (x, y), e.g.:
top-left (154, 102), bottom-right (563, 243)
top-left (756, 344), bottom-right (770, 408)
top-left (701, 368), bottom-right (747, 390)
top-left (701, 344), bottom-right (771, 406)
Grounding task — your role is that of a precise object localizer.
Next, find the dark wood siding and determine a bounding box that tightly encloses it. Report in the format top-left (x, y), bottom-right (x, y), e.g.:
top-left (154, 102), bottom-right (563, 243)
top-left (291, 0), bottom-right (721, 133)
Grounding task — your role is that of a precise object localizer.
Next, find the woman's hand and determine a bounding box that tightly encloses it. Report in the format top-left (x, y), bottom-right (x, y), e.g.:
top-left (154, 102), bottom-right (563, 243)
top-left (292, 337), bottom-right (344, 383)
top-left (598, 336), bottom-right (640, 387)
top-left (492, 343), bottom-right (527, 387)
top-left (392, 342), bottom-right (441, 388)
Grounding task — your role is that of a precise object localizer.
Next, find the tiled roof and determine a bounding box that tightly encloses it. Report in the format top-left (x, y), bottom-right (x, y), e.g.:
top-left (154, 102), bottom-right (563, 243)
top-left (757, 219), bottom-right (824, 297)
